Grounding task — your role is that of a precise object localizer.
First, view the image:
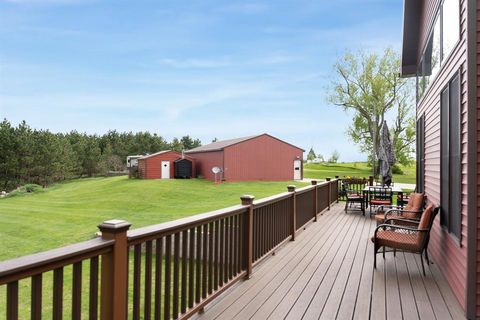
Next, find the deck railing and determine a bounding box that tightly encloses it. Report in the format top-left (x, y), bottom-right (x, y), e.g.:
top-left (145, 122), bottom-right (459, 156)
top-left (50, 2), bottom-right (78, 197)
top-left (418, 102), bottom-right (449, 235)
top-left (0, 179), bottom-right (339, 320)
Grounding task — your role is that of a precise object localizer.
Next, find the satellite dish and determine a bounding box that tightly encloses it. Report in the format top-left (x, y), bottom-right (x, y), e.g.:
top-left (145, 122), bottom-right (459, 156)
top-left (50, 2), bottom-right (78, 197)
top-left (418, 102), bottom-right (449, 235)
top-left (212, 166), bottom-right (221, 174)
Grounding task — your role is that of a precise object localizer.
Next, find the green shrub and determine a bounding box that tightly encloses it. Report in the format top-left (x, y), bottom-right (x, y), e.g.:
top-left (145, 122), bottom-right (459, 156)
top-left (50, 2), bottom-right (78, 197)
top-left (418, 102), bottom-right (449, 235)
top-left (392, 164), bottom-right (404, 175)
top-left (6, 184), bottom-right (44, 198)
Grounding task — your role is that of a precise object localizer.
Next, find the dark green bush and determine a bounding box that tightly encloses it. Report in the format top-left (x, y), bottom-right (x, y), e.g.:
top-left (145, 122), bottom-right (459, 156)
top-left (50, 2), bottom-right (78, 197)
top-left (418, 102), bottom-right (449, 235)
top-left (6, 184), bottom-right (44, 198)
top-left (392, 164), bottom-right (404, 175)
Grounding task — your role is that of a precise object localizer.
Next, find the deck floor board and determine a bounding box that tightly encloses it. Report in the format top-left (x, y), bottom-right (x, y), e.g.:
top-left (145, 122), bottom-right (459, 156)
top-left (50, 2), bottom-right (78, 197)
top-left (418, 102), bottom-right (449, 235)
top-left (195, 203), bottom-right (465, 320)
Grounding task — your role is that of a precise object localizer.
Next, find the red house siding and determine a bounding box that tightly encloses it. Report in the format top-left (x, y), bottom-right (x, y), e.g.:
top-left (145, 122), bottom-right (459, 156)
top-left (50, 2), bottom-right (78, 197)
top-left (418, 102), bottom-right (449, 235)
top-left (187, 151), bottom-right (223, 181)
top-left (223, 135), bottom-right (303, 181)
top-left (138, 151), bottom-right (196, 179)
top-left (475, 0), bottom-right (480, 314)
top-left (416, 0), bottom-right (468, 311)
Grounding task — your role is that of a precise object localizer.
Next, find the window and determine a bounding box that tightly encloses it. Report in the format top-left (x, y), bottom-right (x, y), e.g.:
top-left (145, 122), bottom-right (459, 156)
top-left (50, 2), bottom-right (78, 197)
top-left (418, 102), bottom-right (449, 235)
top-left (443, 0), bottom-right (460, 58)
top-left (417, 18), bottom-right (441, 101)
top-left (440, 73), bottom-right (461, 239)
top-left (416, 0), bottom-right (460, 102)
top-left (416, 114), bottom-right (425, 193)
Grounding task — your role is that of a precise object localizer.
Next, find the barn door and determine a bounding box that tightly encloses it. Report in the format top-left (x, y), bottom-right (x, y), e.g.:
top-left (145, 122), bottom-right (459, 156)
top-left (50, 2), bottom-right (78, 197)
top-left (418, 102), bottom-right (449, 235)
top-left (293, 160), bottom-right (301, 180)
top-left (161, 161), bottom-right (170, 179)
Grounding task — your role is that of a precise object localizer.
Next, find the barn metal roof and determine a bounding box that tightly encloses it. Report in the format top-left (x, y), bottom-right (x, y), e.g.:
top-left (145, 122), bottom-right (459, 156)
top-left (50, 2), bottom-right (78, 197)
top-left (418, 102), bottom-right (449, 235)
top-left (185, 134), bottom-right (304, 153)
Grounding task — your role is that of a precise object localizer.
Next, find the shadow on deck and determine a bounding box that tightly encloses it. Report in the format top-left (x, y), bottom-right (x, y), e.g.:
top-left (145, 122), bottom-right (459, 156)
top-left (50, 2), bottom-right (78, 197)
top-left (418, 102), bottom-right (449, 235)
top-left (194, 203), bottom-right (465, 320)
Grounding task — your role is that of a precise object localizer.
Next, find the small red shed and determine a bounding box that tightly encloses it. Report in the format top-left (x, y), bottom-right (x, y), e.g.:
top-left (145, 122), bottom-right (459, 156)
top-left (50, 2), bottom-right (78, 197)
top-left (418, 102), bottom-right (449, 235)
top-left (185, 134), bottom-right (304, 182)
top-left (137, 150), bottom-right (196, 179)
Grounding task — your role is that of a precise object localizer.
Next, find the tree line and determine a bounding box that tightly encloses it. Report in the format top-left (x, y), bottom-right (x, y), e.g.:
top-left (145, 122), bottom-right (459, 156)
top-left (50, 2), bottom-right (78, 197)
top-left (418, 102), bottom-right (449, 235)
top-left (0, 119), bottom-right (202, 190)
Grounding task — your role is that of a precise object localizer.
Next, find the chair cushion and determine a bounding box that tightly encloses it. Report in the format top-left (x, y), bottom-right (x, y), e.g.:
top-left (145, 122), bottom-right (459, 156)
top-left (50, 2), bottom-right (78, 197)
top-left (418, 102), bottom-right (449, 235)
top-left (418, 204), bottom-right (434, 230)
top-left (371, 200), bottom-right (391, 205)
top-left (372, 230), bottom-right (421, 251)
top-left (378, 211), bottom-right (420, 222)
top-left (404, 193), bottom-right (424, 211)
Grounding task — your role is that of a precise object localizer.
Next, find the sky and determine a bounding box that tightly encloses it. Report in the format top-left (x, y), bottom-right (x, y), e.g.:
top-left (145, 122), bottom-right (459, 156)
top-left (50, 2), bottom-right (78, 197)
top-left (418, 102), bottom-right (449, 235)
top-left (0, 0), bottom-right (404, 161)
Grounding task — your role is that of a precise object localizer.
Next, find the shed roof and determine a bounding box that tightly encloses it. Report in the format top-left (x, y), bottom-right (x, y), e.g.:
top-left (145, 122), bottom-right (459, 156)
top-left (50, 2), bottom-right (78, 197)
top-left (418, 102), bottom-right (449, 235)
top-left (139, 150), bottom-right (195, 161)
top-left (185, 133), bottom-right (304, 153)
top-left (138, 150), bottom-right (174, 160)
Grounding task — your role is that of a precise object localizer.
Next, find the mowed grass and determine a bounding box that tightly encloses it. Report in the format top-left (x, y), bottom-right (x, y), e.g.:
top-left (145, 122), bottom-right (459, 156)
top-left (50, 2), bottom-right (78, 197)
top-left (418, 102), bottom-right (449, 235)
top-left (0, 176), bottom-right (310, 318)
top-left (0, 176), bottom-right (308, 261)
top-left (303, 162), bottom-right (416, 184)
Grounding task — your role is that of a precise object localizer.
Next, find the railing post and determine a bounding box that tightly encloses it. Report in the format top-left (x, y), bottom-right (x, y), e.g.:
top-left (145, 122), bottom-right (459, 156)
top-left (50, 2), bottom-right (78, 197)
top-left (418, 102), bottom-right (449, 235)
top-left (287, 185), bottom-right (296, 241)
top-left (326, 178), bottom-right (331, 210)
top-left (335, 179), bottom-right (339, 203)
top-left (311, 180), bottom-right (318, 221)
top-left (98, 219), bottom-right (131, 320)
top-left (241, 195), bottom-right (255, 279)
top-left (334, 176), bottom-right (340, 202)
top-left (369, 176), bottom-right (374, 186)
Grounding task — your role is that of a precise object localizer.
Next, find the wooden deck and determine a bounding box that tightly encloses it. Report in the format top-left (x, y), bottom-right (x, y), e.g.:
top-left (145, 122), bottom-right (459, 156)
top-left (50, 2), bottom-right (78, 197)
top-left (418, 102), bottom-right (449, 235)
top-left (194, 203), bottom-right (465, 320)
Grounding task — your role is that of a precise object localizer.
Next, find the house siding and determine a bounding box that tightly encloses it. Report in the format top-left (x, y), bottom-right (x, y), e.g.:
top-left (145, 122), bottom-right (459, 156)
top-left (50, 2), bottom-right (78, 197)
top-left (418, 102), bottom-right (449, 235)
top-left (475, 0), bottom-right (480, 315)
top-left (223, 135), bottom-right (303, 181)
top-left (416, 0), bottom-right (468, 311)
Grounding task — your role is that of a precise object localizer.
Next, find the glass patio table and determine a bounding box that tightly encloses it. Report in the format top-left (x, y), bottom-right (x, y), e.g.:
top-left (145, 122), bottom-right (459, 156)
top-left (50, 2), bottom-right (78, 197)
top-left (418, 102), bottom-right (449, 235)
top-left (362, 185), bottom-right (405, 209)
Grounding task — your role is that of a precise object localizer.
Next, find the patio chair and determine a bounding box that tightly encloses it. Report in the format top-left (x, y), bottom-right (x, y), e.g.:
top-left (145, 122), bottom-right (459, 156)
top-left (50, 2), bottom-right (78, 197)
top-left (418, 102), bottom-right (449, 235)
top-left (374, 192), bottom-right (425, 225)
top-left (396, 185), bottom-right (419, 206)
top-left (372, 204), bottom-right (439, 276)
top-left (343, 178), bottom-right (368, 215)
top-left (368, 186), bottom-right (393, 216)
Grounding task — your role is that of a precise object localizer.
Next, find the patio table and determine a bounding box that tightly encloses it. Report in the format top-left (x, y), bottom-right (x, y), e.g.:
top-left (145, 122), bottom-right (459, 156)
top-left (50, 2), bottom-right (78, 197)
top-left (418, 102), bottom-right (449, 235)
top-left (362, 185), bottom-right (405, 209)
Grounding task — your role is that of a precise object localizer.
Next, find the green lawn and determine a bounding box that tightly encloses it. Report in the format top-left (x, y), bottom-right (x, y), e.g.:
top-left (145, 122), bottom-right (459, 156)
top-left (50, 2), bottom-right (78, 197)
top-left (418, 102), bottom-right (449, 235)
top-left (0, 176), bottom-right (311, 318)
top-left (303, 162), bottom-right (416, 184)
top-left (0, 176), bottom-right (307, 261)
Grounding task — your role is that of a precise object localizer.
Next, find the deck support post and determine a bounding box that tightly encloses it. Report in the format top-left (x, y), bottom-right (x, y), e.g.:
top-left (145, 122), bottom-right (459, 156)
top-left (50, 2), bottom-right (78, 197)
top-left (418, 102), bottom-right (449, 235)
top-left (98, 219), bottom-right (131, 320)
top-left (287, 185), bottom-right (296, 241)
top-left (311, 180), bottom-right (318, 221)
top-left (241, 195), bottom-right (255, 279)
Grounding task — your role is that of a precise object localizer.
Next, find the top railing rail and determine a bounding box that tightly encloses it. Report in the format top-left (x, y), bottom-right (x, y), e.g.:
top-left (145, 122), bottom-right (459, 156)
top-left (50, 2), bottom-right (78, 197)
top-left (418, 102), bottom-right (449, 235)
top-left (0, 237), bottom-right (114, 285)
top-left (127, 204), bottom-right (248, 244)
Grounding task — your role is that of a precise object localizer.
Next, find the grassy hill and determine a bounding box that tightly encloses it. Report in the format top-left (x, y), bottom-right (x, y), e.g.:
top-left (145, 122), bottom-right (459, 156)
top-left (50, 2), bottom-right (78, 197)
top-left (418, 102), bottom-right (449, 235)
top-left (0, 176), bottom-right (307, 260)
top-left (303, 162), bottom-right (416, 184)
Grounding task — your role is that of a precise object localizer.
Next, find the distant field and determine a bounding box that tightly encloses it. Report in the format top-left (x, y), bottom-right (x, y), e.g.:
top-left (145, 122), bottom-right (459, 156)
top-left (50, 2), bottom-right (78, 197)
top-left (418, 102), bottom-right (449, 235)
top-left (304, 162), bottom-right (416, 184)
top-left (0, 176), bottom-right (308, 260)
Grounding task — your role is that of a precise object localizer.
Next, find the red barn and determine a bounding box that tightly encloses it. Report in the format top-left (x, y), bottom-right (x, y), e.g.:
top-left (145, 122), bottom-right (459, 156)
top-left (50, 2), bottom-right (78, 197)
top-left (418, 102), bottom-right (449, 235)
top-left (185, 134), bottom-right (304, 181)
top-left (137, 150), bottom-right (196, 179)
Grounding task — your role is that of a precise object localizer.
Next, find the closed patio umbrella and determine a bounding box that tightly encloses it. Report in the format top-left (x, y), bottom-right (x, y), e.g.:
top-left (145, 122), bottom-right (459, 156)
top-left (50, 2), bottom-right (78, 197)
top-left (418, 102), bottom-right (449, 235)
top-left (377, 120), bottom-right (396, 186)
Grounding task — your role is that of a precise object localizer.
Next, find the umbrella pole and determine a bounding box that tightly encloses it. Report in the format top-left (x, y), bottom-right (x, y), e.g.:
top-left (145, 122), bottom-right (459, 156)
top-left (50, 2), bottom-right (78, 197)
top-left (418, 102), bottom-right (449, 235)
top-left (373, 125), bottom-right (376, 182)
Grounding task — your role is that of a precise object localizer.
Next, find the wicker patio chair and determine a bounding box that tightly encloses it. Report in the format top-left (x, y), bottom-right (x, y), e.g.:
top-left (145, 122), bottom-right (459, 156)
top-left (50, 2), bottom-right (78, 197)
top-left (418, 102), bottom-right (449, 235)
top-left (343, 178), bottom-right (368, 215)
top-left (368, 186), bottom-right (393, 216)
top-left (374, 192), bottom-right (425, 225)
top-left (372, 204), bottom-right (439, 276)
